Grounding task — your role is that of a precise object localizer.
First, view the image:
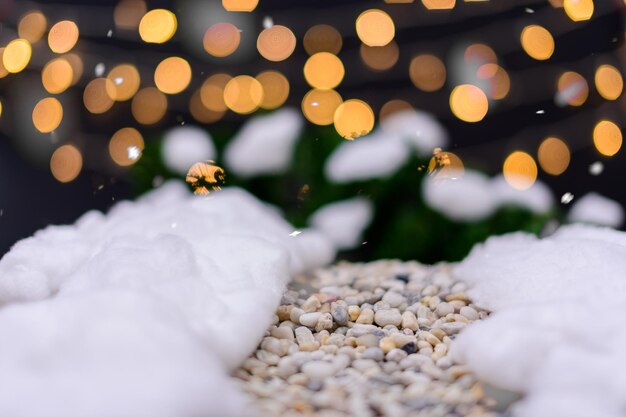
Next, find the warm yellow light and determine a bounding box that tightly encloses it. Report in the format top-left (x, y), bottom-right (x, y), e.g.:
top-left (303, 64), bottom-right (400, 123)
top-left (385, 0), bottom-right (414, 3)
top-left (520, 25), bottom-right (555, 61)
top-left (557, 71), bottom-right (588, 106)
top-left (105, 64), bottom-right (141, 101)
top-left (0, 100), bottom-right (3, 118)
top-left (189, 90), bottom-right (225, 124)
top-left (428, 149), bottom-right (464, 180)
top-left (64, 53), bottom-right (83, 85)
top-left (360, 41), bottom-right (399, 71)
top-left (301, 89), bottom-right (343, 126)
top-left (593, 120), bottom-right (622, 156)
top-left (203, 22), bottom-right (241, 58)
top-left (421, 0), bottom-right (456, 10)
top-left (409, 54), bottom-right (446, 92)
top-left (256, 71), bottom-right (290, 109)
top-left (83, 78), bottom-right (115, 114)
top-left (464, 43), bottom-right (497, 65)
top-left (563, 0), bottom-right (593, 21)
top-left (18, 11), bottom-right (47, 43)
top-left (595, 65), bottom-right (623, 100)
top-left (42, 58), bottom-right (74, 94)
top-left (109, 127), bottom-right (144, 166)
top-left (32, 97), bottom-right (63, 133)
top-left (538, 137), bottom-right (570, 175)
top-left (3, 39), bottom-right (32, 73)
top-left (303, 24), bottom-right (342, 55)
top-left (548, 0), bottom-right (564, 6)
top-left (223, 75), bottom-right (264, 114)
top-left (186, 161), bottom-right (225, 195)
top-left (0, 49), bottom-right (8, 79)
top-left (131, 87), bottom-right (168, 125)
top-left (503, 151), bottom-right (537, 190)
top-left (139, 9), bottom-right (177, 44)
top-left (200, 73), bottom-right (231, 112)
top-left (477, 64), bottom-right (510, 100)
top-left (48, 21), bottom-right (79, 53)
top-left (257, 25), bottom-right (297, 62)
top-left (379, 99), bottom-right (413, 122)
top-left (222, 0), bottom-right (259, 12)
top-left (114, 0), bottom-right (147, 30)
top-left (333, 99), bottom-right (375, 140)
top-left (50, 144), bottom-right (82, 183)
top-left (449, 84), bottom-right (488, 122)
top-left (355, 9), bottom-right (395, 47)
top-left (154, 57), bottom-right (191, 94)
top-left (304, 52), bottom-right (345, 90)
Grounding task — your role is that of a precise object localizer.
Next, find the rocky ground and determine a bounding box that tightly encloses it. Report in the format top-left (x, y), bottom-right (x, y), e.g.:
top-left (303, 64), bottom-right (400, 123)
top-left (234, 260), bottom-right (503, 417)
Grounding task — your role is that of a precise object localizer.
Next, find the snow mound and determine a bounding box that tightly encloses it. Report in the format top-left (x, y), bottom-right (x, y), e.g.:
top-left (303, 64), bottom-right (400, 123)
top-left (567, 192), bottom-right (624, 228)
top-left (0, 182), bottom-right (335, 417)
top-left (380, 109), bottom-right (448, 156)
top-left (309, 197), bottom-right (374, 250)
top-left (162, 125), bottom-right (216, 175)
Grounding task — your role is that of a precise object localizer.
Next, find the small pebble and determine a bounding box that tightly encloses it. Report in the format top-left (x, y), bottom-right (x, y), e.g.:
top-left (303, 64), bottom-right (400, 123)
top-left (460, 306), bottom-right (479, 320)
top-left (299, 312), bottom-right (322, 327)
top-left (374, 308), bottom-right (402, 327)
top-left (348, 305), bottom-right (361, 321)
top-left (302, 361), bottom-right (335, 379)
top-left (356, 308), bottom-right (374, 324)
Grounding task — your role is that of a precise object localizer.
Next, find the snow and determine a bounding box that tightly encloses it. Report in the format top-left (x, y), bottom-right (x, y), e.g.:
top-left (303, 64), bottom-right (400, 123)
top-left (379, 109), bottom-right (448, 156)
top-left (567, 192), bottom-right (624, 228)
top-left (224, 108), bottom-right (303, 177)
top-left (309, 197), bottom-right (374, 250)
top-left (451, 224), bottom-right (626, 417)
top-left (162, 126), bottom-right (216, 175)
top-left (0, 181), bottom-right (335, 417)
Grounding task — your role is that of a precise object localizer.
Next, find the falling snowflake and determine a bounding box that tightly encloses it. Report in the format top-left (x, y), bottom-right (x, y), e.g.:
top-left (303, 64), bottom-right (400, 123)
top-left (127, 146), bottom-right (141, 160)
top-left (589, 161), bottom-right (603, 176)
top-left (561, 192), bottom-right (574, 204)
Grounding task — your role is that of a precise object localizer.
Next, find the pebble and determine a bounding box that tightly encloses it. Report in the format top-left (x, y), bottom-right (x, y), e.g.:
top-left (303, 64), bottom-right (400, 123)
top-left (295, 326), bottom-right (320, 352)
top-left (361, 347), bottom-right (384, 361)
top-left (356, 334), bottom-right (379, 348)
top-left (356, 308), bottom-right (374, 324)
top-left (303, 295), bottom-right (322, 312)
top-left (302, 360), bottom-right (336, 379)
top-left (460, 306), bottom-right (479, 321)
top-left (379, 336), bottom-right (395, 353)
top-left (382, 291), bottom-right (406, 307)
top-left (348, 305), bottom-right (361, 321)
top-left (436, 302), bottom-right (454, 317)
top-left (401, 311), bottom-right (419, 331)
top-left (290, 307), bottom-right (304, 323)
top-left (374, 308), bottom-right (402, 327)
top-left (386, 348), bottom-right (408, 362)
top-left (315, 312), bottom-right (334, 332)
top-left (331, 301), bottom-right (349, 325)
top-left (299, 312), bottom-right (322, 327)
top-left (271, 326), bottom-right (295, 341)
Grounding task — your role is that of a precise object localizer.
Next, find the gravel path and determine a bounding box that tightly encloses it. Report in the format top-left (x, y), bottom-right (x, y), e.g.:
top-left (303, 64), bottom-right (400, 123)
top-left (234, 260), bottom-right (501, 417)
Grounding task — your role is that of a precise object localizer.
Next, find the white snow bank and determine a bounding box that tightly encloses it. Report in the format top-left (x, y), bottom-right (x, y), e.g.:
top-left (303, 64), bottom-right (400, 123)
top-left (224, 108), bottom-right (303, 177)
top-left (380, 109), bottom-right (448, 156)
top-left (309, 197), bottom-right (374, 250)
top-left (567, 192), bottom-right (624, 228)
top-left (452, 224), bottom-right (626, 417)
top-left (162, 125), bottom-right (216, 175)
top-left (0, 181), bottom-right (335, 417)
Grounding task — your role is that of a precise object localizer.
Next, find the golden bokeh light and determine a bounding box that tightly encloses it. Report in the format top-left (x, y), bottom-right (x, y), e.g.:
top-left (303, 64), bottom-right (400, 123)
top-left (595, 65), bottom-right (623, 101)
top-left (189, 90), bottom-right (225, 124)
top-left (503, 151), bottom-right (538, 190)
top-left (42, 58), bottom-right (74, 94)
top-left (154, 57), bottom-right (192, 94)
top-left (449, 84), bottom-right (488, 122)
top-left (0, 100), bottom-right (3, 117)
top-left (223, 75), bottom-right (264, 114)
top-left (256, 71), bottom-right (290, 109)
top-left (18, 11), bottom-right (47, 43)
top-left (593, 120), bottom-right (622, 156)
top-left (50, 144), bottom-right (82, 183)
top-left (304, 52), bottom-right (345, 90)
top-left (48, 20), bottom-right (79, 53)
top-left (3, 39), bottom-right (32, 73)
top-left (139, 9), bottom-right (177, 44)
top-left (106, 64), bottom-right (141, 101)
top-left (222, 0), bottom-right (259, 12)
top-left (464, 43), bottom-right (497, 65)
top-left (385, 0), bottom-right (414, 3)
top-left (333, 99), bottom-right (375, 140)
top-left (83, 78), bottom-right (115, 114)
top-left (303, 24), bottom-right (342, 55)
top-left (109, 127), bottom-right (145, 166)
top-left (557, 71), bottom-right (588, 106)
top-left (257, 25), bottom-right (297, 62)
top-left (537, 137), bottom-right (570, 175)
top-left (200, 73), bottom-right (231, 112)
top-left (0, 49), bottom-right (8, 78)
top-left (355, 9), bottom-right (395, 47)
top-left (477, 64), bottom-right (510, 100)
top-left (421, 0), bottom-right (456, 10)
top-left (302, 89), bottom-right (343, 126)
top-left (428, 149), bottom-right (464, 180)
top-left (32, 97), bottom-right (63, 133)
top-left (203, 22), bottom-right (241, 58)
top-left (186, 161), bottom-right (226, 195)
top-left (563, 0), bottom-right (593, 21)
top-left (131, 87), bottom-right (168, 125)
top-left (360, 41), bottom-right (399, 71)
top-left (379, 99), bottom-right (413, 122)
top-left (520, 25), bottom-right (555, 61)
top-left (409, 54), bottom-right (446, 92)
top-left (64, 53), bottom-right (83, 85)
top-left (114, 0), bottom-right (147, 30)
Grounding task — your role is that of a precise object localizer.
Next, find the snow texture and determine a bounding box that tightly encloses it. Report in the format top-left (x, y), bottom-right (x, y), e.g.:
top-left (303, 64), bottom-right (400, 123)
top-left (224, 108), bottom-right (303, 177)
top-left (567, 192), bottom-right (624, 228)
top-left (452, 224), bottom-right (626, 417)
top-left (162, 125), bottom-right (216, 175)
top-left (0, 182), bottom-right (335, 417)
top-left (379, 109), bottom-right (448, 156)
top-left (309, 197), bottom-right (374, 250)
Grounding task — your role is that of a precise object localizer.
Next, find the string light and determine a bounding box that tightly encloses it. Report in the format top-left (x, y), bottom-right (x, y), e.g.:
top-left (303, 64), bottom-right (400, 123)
top-left (114, 0), bottom-right (147, 30)
top-left (139, 9), bottom-right (177, 44)
top-left (409, 54), bottom-right (446, 92)
top-left (256, 71), bottom-right (290, 109)
top-left (304, 52), bottom-right (345, 90)
top-left (333, 99), bottom-right (375, 140)
top-left (503, 151), bottom-right (537, 190)
top-left (360, 41), bottom-right (399, 71)
top-left (3, 39), bottom-right (32, 73)
top-left (42, 58), bottom-right (74, 94)
top-left (302, 89), bottom-right (343, 126)
top-left (222, 0), bottom-right (259, 12)
top-left (18, 11), bottom-right (47, 43)
top-left (449, 84), bottom-right (488, 122)
top-left (189, 90), bottom-right (224, 123)
top-left (32, 97), bottom-right (63, 133)
top-left (303, 24), bottom-right (342, 55)
top-left (223, 75), bottom-right (264, 114)
top-left (109, 127), bottom-right (145, 166)
top-left (0, 49), bottom-right (8, 78)
top-left (355, 9), bottom-right (395, 47)
top-left (203, 23), bottom-right (241, 58)
top-left (421, 0), bottom-right (456, 10)
top-left (50, 144), bottom-right (82, 183)
top-left (131, 87), bottom-right (168, 125)
top-left (556, 71), bottom-right (588, 107)
top-left (595, 65), bottom-right (623, 100)
top-left (477, 64), bottom-right (510, 100)
top-left (563, 0), bottom-right (594, 21)
top-left (428, 149), bottom-right (464, 180)
top-left (154, 57), bottom-right (192, 94)
top-left (65, 53), bottom-right (84, 85)
top-left (48, 20), bottom-right (79, 53)
top-left (593, 120), bottom-right (622, 156)
top-left (257, 25), bottom-right (297, 62)
top-left (106, 64), bottom-right (141, 101)
top-left (537, 137), bottom-right (570, 175)
top-left (520, 25), bottom-right (555, 61)
top-left (379, 100), bottom-right (413, 122)
top-left (83, 78), bottom-right (115, 114)
top-left (464, 44), bottom-right (497, 66)
top-left (200, 74), bottom-right (231, 112)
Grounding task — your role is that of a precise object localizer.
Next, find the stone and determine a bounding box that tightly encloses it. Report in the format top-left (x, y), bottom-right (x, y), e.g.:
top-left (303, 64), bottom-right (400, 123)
top-left (460, 306), bottom-right (479, 320)
top-left (436, 302), bottom-right (454, 317)
top-left (379, 337), bottom-right (395, 353)
top-left (299, 312), bottom-right (322, 327)
top-left (302, 361), bottom-right (335, 379)
top-left (277, 305), bottom-right (292, 322)
top-left (356, 308), bottom-right (374, 324)
top-left (374, 308), bottom-right (402, 327)
top-left (290, 307), bottom-right (305, 323)
top-left (276, 357), bottom-right (299, 378)
top-left (401, 311), bottom-right (418, 331)
top-left (356, 334), bottom-right (379, 348)
top-left (348, 305), bottom-right (361, 321)
top-left (386, 348), bottom-right (408, 362)
top-left (315, 313), bottom-right (334, 332)
top-left (256, 350), bottom-right (280, 366)
top-left (295, 326), bottom-right (320, 352)
top-left (271, 326), bottom-right (295, 341)
top-left (361, 347), bottom-right (384, 361)
top-left (331, 301), bottom-right (349, 326)
top-left (303, 295), bottom-right (322, 312)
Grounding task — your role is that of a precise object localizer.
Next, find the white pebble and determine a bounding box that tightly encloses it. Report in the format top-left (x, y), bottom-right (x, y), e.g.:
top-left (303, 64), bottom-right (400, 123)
top-left (374, 308), bottom-right (402, 327)
top-left (301, 361), bottom-right (336, 379)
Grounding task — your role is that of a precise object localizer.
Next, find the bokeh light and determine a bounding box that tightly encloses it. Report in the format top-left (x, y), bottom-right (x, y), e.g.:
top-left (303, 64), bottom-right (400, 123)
top-left (360, 41), bottom-right (399, 71)
top-left (154, 57), bottom-right (192, 94)
top-left (520, 25), bottom-right (555, 61)
top-left (83, 78), bottom-right (115, 114)
top-left (186, 161), bottom-right (226, 195)
top-left (42, 58), bottom-right (74, 94)
top-left (257, 25), bottom-right (297, 62)
top-left (189, 90), bottom-right (225, 123)
top-left (595, 65), bottom-right (623, 100)
top-left (3, 39), bottom-right (32, 73)
top-left (409, 54), bottom-right (446, 92)
top-left (256, 71), bottom-right (290, 109)
top-left (203, 23), bottom-right (241, 58)
top-left (563, 0), bottom-right (594, 21)
top-left (537, 137), bottom-right (570, 175)
top-left (302, 89), bottom-right (343, 126)
top-left (556, 71), bottom-right (588, 106)
top-left (379, 99), bottom-right (413, 122)
top-left (32, 97), bottom-right (63, 133)
top-left (0, 49), bottom-right (8, 78)
top-left (449, 84), bottom-right (488, 122)
top-left (109, 127), bottom-right (145, 166)
top-left (139, 9), bottom-right (177, 44)
top-left (304, 52), bottom-right (345, 90)
top-left (222, 0), bottom-right (259, 12)
top-left (201, 73), bottom-right (231, 112)
top-left (333, 99), bottom-right (375, 140)
top-left (303, 24), bottom-right (342, 55)
top-left (114, 0), bottom-right (147, 30)
top-left (50, 144), bottom-right (82, 183)
top-left (593, 120), bottom-right (622, 156)
top-left (503, 151), bottom-right (538, 190)
top-left (65, 53), bottom-right (84, 85)
top-left (355, 9), bottom-right (395, 47)
top-left (477, 64), bottom-right (510, 100)
top-left (421, 0), bottom-right (456, 10)
top-left (464, 43), bottom-right (497, 66)
top-left (223, 75), bottom-right (264, 114)
top-left (18, 11), bottom-right (47, 43)
top-left (428, 149), bottom-right (464, 180)
top-left (132, 87), bottom-right (168, 125)
top-left (106, 64), bottom-right (141, 101)
top-left (48, 20), bottom-right (79, 53)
